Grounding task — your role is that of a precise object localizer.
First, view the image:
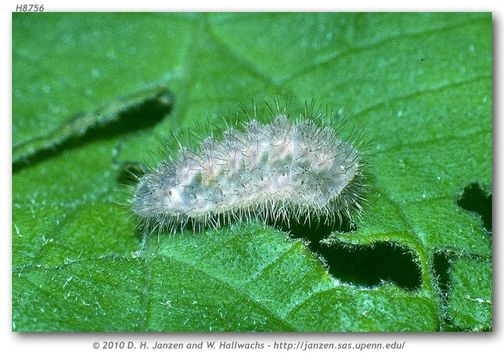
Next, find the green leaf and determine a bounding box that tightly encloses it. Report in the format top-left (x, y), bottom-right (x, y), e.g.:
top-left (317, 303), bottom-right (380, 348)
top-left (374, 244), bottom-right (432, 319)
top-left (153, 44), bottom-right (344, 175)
top-left (13, 85), bottom-right (173, 164)
top-left (13, 12), bottom-right (492, 332)
top-left (446, 257), bottom-right (492, 331)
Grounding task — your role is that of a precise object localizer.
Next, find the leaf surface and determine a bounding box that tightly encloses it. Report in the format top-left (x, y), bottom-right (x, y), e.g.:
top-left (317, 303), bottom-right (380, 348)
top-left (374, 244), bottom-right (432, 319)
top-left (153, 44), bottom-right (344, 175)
top-left (13, 13), bottom-right (492, 331)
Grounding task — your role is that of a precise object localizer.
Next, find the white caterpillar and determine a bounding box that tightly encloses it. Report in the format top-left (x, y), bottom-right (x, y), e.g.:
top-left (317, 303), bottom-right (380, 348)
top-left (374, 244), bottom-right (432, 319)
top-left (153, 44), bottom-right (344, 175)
top-left (132, 113), bottom-right (366, 233)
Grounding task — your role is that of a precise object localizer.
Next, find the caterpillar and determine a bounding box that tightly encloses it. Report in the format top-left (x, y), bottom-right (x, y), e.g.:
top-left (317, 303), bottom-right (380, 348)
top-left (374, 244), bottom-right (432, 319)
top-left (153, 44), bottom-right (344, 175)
top-left (132, 104), bottom-right (367, 233)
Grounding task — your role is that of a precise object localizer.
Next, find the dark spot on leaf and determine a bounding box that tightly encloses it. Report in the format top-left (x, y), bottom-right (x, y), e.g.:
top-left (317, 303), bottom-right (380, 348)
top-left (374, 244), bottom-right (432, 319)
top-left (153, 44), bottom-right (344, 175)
top-left (457, 183), bottom-right (492, 233)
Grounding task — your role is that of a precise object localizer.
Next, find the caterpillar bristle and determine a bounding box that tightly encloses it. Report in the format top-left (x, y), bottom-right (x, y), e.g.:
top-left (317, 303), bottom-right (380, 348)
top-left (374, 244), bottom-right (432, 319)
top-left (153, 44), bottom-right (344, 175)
top-left (131, 102), bottom-right (369, 234)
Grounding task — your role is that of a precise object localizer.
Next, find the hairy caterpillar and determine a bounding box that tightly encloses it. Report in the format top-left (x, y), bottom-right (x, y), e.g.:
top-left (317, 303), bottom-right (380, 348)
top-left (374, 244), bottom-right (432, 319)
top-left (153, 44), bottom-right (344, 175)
top-left (132, 105), bottom-right (367, 233)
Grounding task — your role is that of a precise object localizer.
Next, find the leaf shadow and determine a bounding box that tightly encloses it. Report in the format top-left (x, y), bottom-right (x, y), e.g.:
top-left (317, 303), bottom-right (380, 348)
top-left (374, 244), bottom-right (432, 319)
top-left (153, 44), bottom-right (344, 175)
top-left (13, 91), bottom-right (173, 173)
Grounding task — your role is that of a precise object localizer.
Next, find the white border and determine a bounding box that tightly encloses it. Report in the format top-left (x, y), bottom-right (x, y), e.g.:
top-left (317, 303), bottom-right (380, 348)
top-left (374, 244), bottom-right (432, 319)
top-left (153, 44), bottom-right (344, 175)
top-left (2, 1), bottom-right (501, 360)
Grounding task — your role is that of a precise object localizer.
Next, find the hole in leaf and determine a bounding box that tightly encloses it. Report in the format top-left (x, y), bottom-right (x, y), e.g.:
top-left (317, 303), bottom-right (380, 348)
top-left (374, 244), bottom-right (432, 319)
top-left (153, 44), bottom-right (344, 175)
top-left (433, 251), bottom-right (451, 298)
top-left (457, 183), bottom-right (492, 233)
top-left (309, 240), bottom-right (422, 291)
top-left (273, 216), bottom-right (421, 290)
